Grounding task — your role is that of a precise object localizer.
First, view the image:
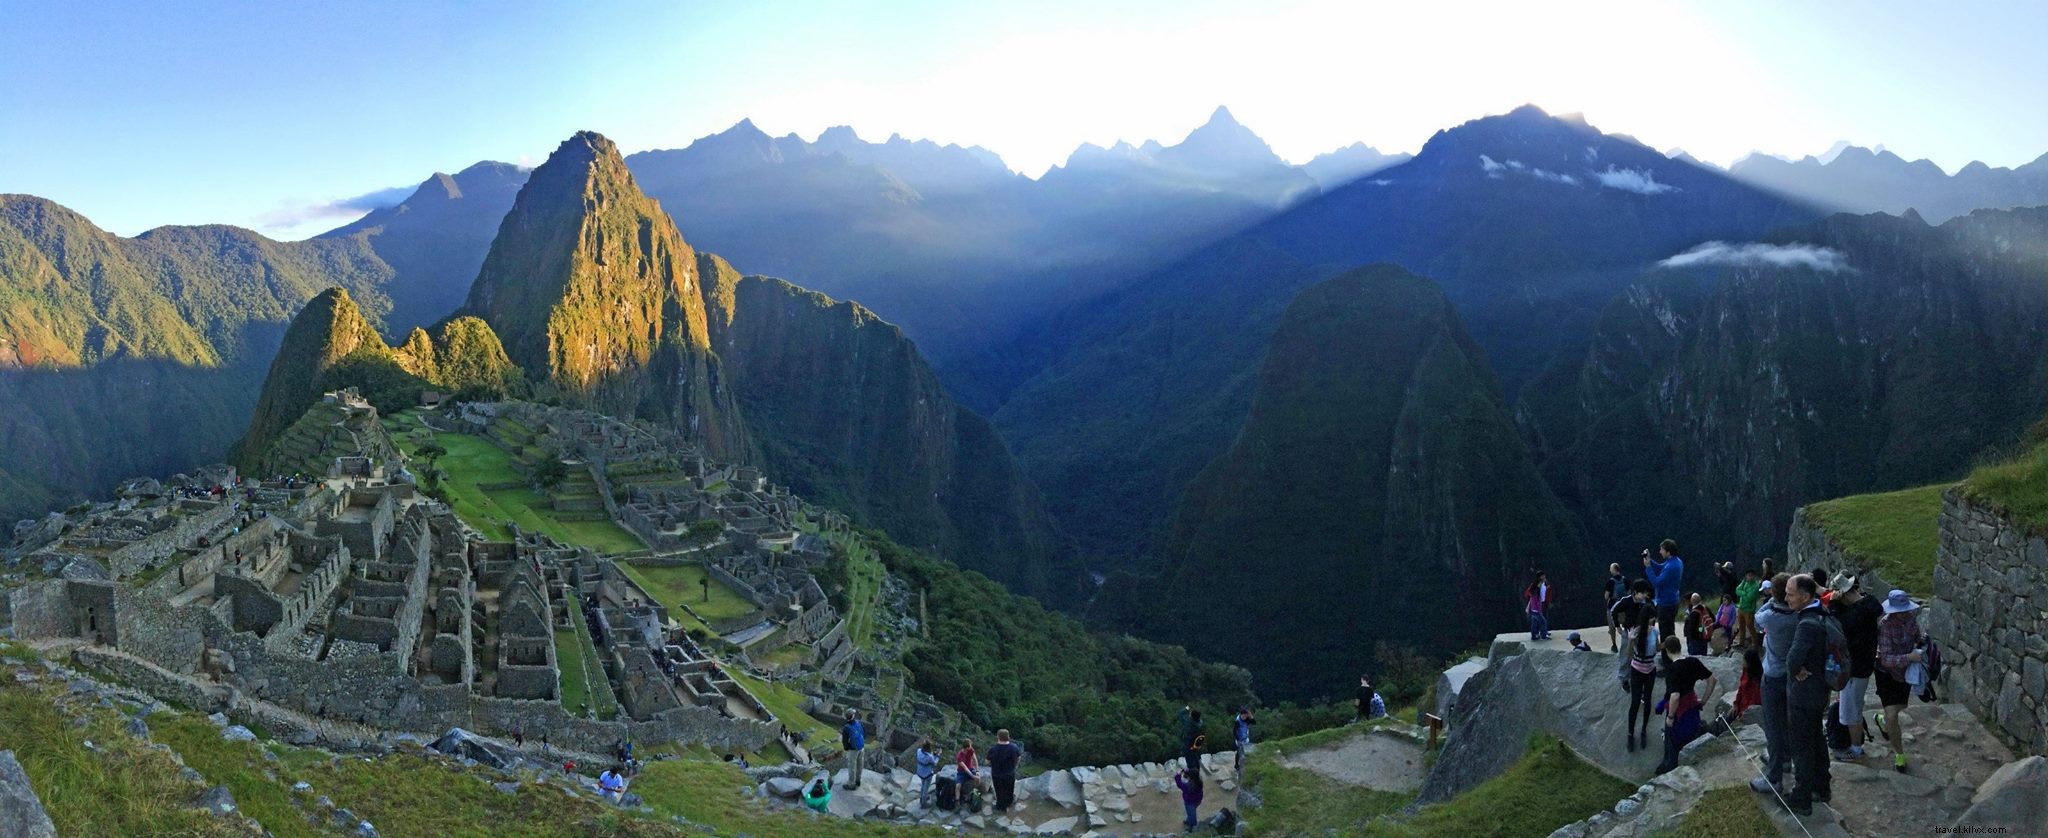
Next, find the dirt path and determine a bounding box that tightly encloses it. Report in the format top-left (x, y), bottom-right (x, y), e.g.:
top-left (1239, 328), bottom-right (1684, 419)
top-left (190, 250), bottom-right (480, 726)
top-left (1276, 730), bottom-right (1427, 792)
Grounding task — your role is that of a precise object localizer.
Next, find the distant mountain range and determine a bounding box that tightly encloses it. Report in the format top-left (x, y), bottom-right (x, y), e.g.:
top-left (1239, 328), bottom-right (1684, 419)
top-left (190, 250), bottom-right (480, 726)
top-left (1728, 145), bottom-right (2048, 223)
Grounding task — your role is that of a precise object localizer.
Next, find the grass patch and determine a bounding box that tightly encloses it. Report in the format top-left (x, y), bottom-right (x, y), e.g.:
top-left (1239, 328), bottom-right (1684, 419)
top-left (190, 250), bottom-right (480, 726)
top-left (556, 629), bottom-right (595, 718)
top-left (632, 758), bottom-right (942, 838)
top-left (393, 428), bottom-right (644, 553)
top-left (0, 684), bottom-right (236, 836)
top-left (562, 597), bottom-right (621, 720)
top-left (616, 563), bottom-right (757, 623)
top-left (1655, 785), bottom-right (1776, 838)
top-left (1240, 739), bottom-right (1412, 836)
top-left (1370, 735), bottom-right (1631, 837)
top-left (724, 670), bottom-right (837, 751)
top-left (1803, 481), bottom-right (1949, 594)
top-left (151, 713), bottom-right (322, 836)
top-left (299, 752), bottom-right (675, 837)
top-left (831, 534), bottom-right (887, 649)
top-left (756, 642), bottom-right (810, 669)
top-left (1965, 440), bottom-right (2048, 539)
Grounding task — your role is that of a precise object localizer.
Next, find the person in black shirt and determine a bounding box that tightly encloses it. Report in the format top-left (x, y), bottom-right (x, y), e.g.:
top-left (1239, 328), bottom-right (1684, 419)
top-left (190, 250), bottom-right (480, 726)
top-left (1717, 561), bottom-right (1740, 603)
top-left (987, 729), bottom-right (1023, 812)
top-left (1828, 574), bottom-right (1882, 759)
top-left (1655, 635), bottom-right (1717, 775)
top-left (1604, 563), bottom-right (1631, 652)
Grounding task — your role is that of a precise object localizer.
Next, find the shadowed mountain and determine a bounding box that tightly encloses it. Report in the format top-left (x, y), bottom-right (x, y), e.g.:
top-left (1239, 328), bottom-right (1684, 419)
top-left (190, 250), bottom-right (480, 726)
top-left (1523, 206), bottom-right (2048, 568)
top-left (993, 105), bottom-right (1821, 567)
top-left (1729, 145), bottom-right (2048, 224)
top-left (1103, 266), bottom-right (1584, 698)
top-left (1300, 141), bottom-right (1412, 190)
top-left (321, 161), bottom-right (529, 335)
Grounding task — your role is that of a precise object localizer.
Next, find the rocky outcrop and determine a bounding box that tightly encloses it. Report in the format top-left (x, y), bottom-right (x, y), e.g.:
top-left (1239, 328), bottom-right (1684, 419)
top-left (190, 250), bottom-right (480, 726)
top-left (0, 750), bottom-right (57, 838)
top-left (1952, 755), bottom-right (2047, 833)
top-left (1930, 489), bottom-right (2048, 755)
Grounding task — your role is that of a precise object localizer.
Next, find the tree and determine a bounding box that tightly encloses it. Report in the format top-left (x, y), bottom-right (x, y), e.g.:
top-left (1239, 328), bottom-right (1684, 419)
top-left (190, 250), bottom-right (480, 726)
top-left (532, 454), bottom-right (568, 489)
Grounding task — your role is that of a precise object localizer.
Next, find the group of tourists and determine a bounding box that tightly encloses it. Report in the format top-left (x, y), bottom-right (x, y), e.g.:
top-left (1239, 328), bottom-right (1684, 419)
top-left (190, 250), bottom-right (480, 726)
top-left (1594, 540), bottom-right (1939, 818)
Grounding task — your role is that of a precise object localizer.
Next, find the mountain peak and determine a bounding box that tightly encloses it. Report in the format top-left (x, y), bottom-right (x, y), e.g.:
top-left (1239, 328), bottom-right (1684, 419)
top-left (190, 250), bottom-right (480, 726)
top-left (815, 124), bottom-right (862, 150)
top-left (1204, 105), bottom-right (1242, 128)
top-left (1505, 103), bottom-right (1551, 120)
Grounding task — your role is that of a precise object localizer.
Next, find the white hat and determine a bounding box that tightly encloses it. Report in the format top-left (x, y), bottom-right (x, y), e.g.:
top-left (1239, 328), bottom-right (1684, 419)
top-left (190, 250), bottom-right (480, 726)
top-left (1759, 580), bottom-right (1773, 591)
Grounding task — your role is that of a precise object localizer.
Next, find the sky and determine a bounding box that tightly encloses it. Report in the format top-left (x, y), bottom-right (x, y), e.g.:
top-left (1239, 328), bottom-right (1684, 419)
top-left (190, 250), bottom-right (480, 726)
top-left (5, 0), bottom-right (2045, 239)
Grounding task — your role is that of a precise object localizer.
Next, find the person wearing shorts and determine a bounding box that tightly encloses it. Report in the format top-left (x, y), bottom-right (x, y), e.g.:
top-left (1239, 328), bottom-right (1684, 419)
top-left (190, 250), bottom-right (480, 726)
top-left (1829, 574), bottom-right (1881, 760)
top-left (1873, 590), bottom-right (1924, 773)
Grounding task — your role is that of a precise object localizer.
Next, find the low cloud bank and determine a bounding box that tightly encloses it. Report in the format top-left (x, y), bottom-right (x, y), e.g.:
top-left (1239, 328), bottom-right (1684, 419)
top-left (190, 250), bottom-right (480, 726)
top-left (1658, 241), bottom-right (1853, 272)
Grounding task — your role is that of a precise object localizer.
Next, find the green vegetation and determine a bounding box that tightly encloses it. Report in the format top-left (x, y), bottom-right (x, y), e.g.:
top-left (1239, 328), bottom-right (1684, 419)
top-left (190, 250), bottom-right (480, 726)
top-left (1803, 481), bottom-right (1950, 594)
top-left (560, 597), bottom-right (621, 720)
top-left (390, 425), bottom-right (643, 553)
top-left (1655, 786), bottom-right (1776, 838)
top-left (617, 562), bottom-right (757, 622)
top-left (0, 680), bottom-right (234, 836)
top-left (1375, 735), bottom-right (1630, 837)
top-left (824, 533), bottom-right (887, 648)
top-left (1240, 733), bottom-right (1412, 837)
top-left (632, 757), bottom-right (944, 837)
top-left (1966, 439), bottom-right (2048, 538)
top-left (725, 669), bottom-right (838, 750)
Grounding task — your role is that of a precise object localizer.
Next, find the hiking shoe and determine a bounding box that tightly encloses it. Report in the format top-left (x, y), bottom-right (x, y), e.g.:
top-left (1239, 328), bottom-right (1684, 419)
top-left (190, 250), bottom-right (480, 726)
top-left (1750, 777), bottom-right (1780, 795)
top-left (1787, 801), bottom-right (1813, 817)
top-left (1894, 753), bottom-right (1908, 773)
top-left (1872, 713), bottom-right (1888, 739)
top-left (1832, 749), bottom-right (1856, 762)
top-left (1846, 745), bottom-right (1865, 759)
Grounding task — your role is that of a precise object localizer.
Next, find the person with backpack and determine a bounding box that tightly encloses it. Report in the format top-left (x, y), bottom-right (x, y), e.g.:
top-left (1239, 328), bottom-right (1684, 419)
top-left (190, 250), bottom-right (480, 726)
top-left (1176, 706), bottom-right (1207, 774)
top-left (1645, 540), bottom-right (1686, 640)
top-left (1174, 767), bottom-right (1205, 832)
top-left (1782, 574), bottom-right (1834, 816)
top-left (1873, 589), bottom-right (1924, 774)
top-left (914, 741), bottom-right (939, 809)
top-left (1605, 562), bottom-right (1631, 652)
top-left (1655, 635), bottom-right (1718, 775)
top-left (1619, 580), bottom-right (1659, 753)
top-left (1736, 568), bottom-right (1763, 647)
top-left (1752, 573), bottom-right (1796, 796)
top-left (1524, 571), bottom-right (1552, 640)
top-left (955, 737), bottom-right (982, 805)
top-left (840, 712), bottom-right (866, 788)
top-left (1828, 574), bottom-right (1881, 761)
top-left (1684, 592), bottom-right (1712, 656)
top-left (1354, 677), bottom-right (1387, 720)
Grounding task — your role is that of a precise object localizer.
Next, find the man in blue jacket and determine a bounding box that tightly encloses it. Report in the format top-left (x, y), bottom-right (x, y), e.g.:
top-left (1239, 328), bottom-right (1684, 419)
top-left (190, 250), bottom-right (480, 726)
top-left (841, 712), bottom-right (866, 789)
top-left (1751, 575), bottom-right (1795, 796)
top-left (1644, 539), bottom-right (1686, 640)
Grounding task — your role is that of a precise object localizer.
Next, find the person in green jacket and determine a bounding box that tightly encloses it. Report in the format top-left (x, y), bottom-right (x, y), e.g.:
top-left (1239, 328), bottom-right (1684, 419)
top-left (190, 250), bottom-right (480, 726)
top-left (1734, 568), bottom-right (1763, 647)
top-left (802, 776), bottom-right (832, 813)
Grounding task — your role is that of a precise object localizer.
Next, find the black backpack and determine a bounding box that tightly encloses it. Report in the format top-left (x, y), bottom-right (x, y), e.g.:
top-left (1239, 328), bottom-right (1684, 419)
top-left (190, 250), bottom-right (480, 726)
top-left (1825, 700), bottom-right (1849, 751)
top-left (935, 775), bottom-right (957, 810)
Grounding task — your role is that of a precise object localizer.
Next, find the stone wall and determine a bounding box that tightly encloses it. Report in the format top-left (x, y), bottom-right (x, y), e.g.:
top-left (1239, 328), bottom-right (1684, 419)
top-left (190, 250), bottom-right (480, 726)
top-left (1931, 488), bottom-right (2048, 755)
top-left (108, 500), bottom-right (239, 578)
top-left (5, 580), bottom-right (73, 639)
top-left (1785, 507), bottom-right (1907, 598)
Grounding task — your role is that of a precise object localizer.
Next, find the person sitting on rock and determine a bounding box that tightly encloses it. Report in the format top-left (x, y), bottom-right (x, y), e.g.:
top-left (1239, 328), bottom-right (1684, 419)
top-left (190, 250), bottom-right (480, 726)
top-left (1654, 635), bottom-right (1716, 775)
top-left (598, 766), bottom-right (627, 803)
top-left (803, 776), bottom-right (832, 813)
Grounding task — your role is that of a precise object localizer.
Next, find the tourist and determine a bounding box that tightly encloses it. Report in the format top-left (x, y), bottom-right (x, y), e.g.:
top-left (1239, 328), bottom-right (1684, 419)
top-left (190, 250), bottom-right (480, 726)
top-left (1751, 573), bottom-right (1795, 796)
top-left (1174, 768), bottom-right (1204, 832)
top-left (1232, 707), bottom-right (1255, 770)
top-left (1621, 581), bottom-right (1659, 753)
top-left (1683, 592), bottom-right (1710, 656)
top-left (988, 729), bottom-right (1022, 812)
top-left (1354, 677), bottom-right (1386, 721)
top-left (1717, 561), bottom-right (1740, 605)
top-left (1567, 632), bottom-right (1592, 652)
top-left (599, 766), bottom-right (627, 803)
top-left (803, 776), bottom-right (832, 814)
top-left (1605, 562), bottom-right (1631, 652)
top-left (1782, 573), bottom-right (1833, 816)
top-left (1655, 635), bottom-right (1717, 775)
top-left (1645, 540), bottom-right (1685, 640)
top-left (840, 712), bottom-right (865, 788)
top-left (1723, 644), bottom-right (1763, 726)
top-left (1873, 589), bottom-right (1924, 774)
top-left (914, 742), bottom-right (939, 809)
top-left (1712, 595), bottom-right (1738, 655)
top-left (1176, 706), bottom-right (1207, 774)
top-left (955, 738), bottom-right (982, 803)
top-left (1828, 574), bottom-right (1880, 761)
top-left (1524, 571), bottom-right (1551, 640)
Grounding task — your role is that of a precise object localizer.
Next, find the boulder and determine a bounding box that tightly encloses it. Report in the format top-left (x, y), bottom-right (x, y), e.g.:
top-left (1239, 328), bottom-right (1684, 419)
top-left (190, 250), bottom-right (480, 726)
top-left (429, 728), bottom-right (522, 771)
top-left (221, 725), bottom-right (256, 742)
top-left (0, 752), bottom-right (57, 838)
top-left (1042, 769), bottom-right (1084, 808)
top-left (766, 777), bottom-right (806, 798)
top-left (195, 785), bottom-right (238, 816)
top-left (1951, 756), bottom-right (2046, 833)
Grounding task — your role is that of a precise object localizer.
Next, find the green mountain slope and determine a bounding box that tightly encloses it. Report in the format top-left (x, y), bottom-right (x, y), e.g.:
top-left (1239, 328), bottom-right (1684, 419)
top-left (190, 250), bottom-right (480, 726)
top-left (1526, 207), bottom-right (2048, 566)
top-left (321, 161), bottom-right (527, 336)
top-left (697, 254), bottom-right (1082, 604)
top-left (1113, 266), bottom-right (1584, 697)
top-left (463, 131), bottom-right (747, 459)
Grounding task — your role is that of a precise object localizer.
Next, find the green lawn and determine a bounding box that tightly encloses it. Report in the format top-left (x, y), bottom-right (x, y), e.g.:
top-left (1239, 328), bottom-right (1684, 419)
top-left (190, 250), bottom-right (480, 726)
top-left (830, 533), bottom-right (886, 649)
top-left (1803, 481), bottom-right (1949, 594)
top-left (633, 757), bottom-right (945, 838)
top-left (1966, 440), bottom-right (2048, 538)
top-left (617, 562), bottom-right (758, 623)
top-left (1370, 735), bottom-right (1631, 837)
top-left (725, 669), bottom-right (838, 751)
top-left (1240, 726), bottom-right (1413, 836)
top-left (395, 426), bottom-right (645, 554)
top-left (0, 681), bottom-right (228, 836)
top-left (561, 597), bottom-right (620, 721)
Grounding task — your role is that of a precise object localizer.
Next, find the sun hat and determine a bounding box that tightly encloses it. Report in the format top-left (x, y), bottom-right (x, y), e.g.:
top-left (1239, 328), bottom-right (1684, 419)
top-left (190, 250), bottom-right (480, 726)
top-left (1882, 589), bottom-right (1922, 615)
top-left (1828, 572), bottom-right (1859, 594)
top-left (1759, 580), bottom-right (1773, 591)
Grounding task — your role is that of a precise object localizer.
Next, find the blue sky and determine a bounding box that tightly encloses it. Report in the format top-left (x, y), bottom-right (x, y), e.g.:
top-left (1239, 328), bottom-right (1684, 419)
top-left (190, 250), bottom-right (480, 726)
top-left (5, 0), bottom-right (2045, 238)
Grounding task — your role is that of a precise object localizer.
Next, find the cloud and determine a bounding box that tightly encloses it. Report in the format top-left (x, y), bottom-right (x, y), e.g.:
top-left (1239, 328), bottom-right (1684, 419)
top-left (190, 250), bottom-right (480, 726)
top-left (1595, 166), bottom-right (1678, 195)
top-left (1480, 154), bottom-right (1506, 177)
top-left (253, 184), bottom-right (415, 234)
top-left (1530, 168), bottom-right (1578, 185)
top-left (1658, 241), bottom-right (1853, 272)
top-left (1479, 155), bottom-right (1578, 185)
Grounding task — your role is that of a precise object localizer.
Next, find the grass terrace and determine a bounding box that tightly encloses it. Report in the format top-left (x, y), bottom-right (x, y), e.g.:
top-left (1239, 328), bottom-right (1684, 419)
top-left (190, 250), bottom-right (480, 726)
top-left (616, 562), bottom-right (757, 624)
top-left (1658, 786), bottom-right (1778, 838)
top-left (1373, 735), bottom-right (1630, 836)
top-left (1965, 439), bottom-right (2048, 539)
top-left (391, 421), bottom-right (645, 554)
top-left (560, 597), bottom-right (621, 720)
top-left (829, 532), bottom-right (887, 649)
top-left (1803, 481), bottom-right (1950, 594)
top-left (725, 669), bottom-right (838, 752)
top-left (633, 756), bottom-right (945, 838)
